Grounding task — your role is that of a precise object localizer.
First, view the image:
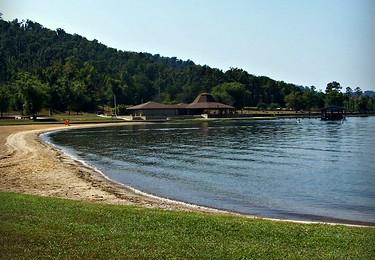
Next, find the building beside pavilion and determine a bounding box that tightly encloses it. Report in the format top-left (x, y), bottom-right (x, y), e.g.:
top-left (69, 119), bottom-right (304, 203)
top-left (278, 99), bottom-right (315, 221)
top-left (127, 93), bottom-right (235, 120)
top-left (126, 102), bottom-right (187, 119)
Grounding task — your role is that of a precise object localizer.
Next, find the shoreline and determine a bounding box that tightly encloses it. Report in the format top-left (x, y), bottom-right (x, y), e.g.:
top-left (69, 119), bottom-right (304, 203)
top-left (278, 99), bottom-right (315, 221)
top-left (41, 128), bottom-right (230, 214)
top-left (0, 122), bottom-right (373, 227)
top-left (1, 122), bottom-right (225, 214)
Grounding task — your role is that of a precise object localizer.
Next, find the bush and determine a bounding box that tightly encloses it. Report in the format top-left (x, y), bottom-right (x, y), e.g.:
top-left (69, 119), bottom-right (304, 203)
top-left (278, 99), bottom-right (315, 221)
top-left (116, 104), bottom-right (129, 115)
top-left (269, 103), bottom-right (280, 110)
top-left (257, 102), bottom-right (267, 110)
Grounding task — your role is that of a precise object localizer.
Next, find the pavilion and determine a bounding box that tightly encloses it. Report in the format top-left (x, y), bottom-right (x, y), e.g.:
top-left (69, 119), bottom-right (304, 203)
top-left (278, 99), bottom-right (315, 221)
top-left (185, 93), bottom-right (235, 116)
top-left (127, 93), bottom-right (235, 120)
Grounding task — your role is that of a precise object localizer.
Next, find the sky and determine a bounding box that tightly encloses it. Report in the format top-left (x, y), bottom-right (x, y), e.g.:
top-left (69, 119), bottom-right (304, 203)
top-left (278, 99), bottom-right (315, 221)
top-left (1, 0), bottom-right (374, 91)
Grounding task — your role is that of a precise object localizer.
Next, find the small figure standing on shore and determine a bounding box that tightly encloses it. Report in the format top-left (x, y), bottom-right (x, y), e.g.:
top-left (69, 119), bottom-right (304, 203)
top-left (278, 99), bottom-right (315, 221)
top-left (64, 119), bottom-right (70, 126)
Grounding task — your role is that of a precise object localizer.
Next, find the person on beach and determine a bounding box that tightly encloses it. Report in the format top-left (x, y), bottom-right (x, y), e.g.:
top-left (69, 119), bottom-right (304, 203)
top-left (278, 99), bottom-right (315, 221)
top-left (64, 119), bottom-right (70, 126)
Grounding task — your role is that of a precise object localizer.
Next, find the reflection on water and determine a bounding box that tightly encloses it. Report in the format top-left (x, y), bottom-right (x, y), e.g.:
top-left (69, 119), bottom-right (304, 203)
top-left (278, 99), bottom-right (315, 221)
top-left (49, 117), bottom-right (375, 224)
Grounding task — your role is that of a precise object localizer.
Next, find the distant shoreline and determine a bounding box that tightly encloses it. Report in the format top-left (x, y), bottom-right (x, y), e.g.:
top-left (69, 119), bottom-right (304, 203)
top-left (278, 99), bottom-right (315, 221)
top-left (0, 122), bottom-right (373, 227)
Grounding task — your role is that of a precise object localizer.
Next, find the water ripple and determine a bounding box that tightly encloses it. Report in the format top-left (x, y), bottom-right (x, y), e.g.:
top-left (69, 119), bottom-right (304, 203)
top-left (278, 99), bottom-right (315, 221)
top-left (49, 117), bottom-right (375, 223)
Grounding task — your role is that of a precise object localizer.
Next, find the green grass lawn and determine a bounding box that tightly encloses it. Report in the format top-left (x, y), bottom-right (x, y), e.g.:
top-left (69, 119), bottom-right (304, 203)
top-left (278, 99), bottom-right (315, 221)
top-left (51, 113), bottom-right (121, 122)
top-left (1, 192), bottom-right (374, 259)
top-left (0, 113), bottom-right (122, 125)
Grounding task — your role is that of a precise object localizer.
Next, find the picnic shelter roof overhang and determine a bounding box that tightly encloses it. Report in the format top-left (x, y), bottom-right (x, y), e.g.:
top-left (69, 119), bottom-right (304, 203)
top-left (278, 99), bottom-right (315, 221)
top-left (185, 102), bottom-right (234, 110)
top-left (185, 93), bottom-right (235, 110)
top-left (127, 101), bottom-right (187, 110)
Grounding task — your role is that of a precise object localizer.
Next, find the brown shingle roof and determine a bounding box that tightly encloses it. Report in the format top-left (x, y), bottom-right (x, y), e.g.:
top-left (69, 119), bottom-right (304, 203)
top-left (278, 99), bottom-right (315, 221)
top-left (186, 93), bottom-right (234, 109)
top-left (127, 101), bottom-right (165, 110)
top-left (191, 93), bottom-right (216, 103)
top-left (127, 101), bottom-right (187, 110)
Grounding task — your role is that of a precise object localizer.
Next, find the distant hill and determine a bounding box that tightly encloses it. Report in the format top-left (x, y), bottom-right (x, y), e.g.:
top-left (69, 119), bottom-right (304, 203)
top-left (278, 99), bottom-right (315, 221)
top-left (0, 18), bottom-right (303, 110)
top-left (364, 91), bottom-right (375, 97)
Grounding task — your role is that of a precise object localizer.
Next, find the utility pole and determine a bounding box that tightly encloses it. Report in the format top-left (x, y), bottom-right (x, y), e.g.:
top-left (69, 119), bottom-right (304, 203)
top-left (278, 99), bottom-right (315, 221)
top-left (158, 71), bottom-right (161, 101)
top-left (114, 94), bottom-right (117, 117)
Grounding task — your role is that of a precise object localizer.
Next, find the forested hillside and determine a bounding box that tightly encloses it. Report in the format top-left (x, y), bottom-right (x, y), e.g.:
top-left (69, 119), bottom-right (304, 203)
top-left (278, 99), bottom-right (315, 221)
top-left (0, 18), bottom-right (374, 116)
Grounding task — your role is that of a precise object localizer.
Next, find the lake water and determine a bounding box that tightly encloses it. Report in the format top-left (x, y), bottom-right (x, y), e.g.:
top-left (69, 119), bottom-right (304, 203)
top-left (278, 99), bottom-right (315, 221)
top-left (47, 117), bottom-right (375, 224)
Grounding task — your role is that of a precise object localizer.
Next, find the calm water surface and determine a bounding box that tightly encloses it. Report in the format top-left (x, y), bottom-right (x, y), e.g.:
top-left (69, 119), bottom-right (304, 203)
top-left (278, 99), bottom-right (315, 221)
top-left (47, 117), bottom-right (375, 224)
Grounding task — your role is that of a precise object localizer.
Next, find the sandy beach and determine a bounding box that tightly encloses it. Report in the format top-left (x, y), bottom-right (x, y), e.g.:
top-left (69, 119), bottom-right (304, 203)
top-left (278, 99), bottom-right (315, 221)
top-left (0, 123), bottom-right (226, 213)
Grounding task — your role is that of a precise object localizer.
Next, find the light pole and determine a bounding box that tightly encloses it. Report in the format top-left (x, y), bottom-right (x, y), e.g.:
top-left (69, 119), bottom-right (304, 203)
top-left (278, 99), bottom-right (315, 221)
top-left (114, 94), bottom-right (117, 117)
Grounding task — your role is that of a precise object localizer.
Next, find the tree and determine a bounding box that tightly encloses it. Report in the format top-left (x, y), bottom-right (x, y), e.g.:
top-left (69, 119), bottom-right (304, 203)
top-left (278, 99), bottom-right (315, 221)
top-left (357, 96), bottom-right (370, 113)
top-left (47, 83), bottom-right (67, 115)
top-left (15, 72), bottom-right (49, 119)
top-left (354, 87), bottom-right (362, 97)
top-left (325, 81), bottom-right (344, 107)
top-left (67, 80), bottom-right (89, 114)
top-left (212, 82), bottom-right (251, 108)
top-left (344, 87), bottom-right (353, 111)
top-left (0, 84), bottom-right (10, 117)
top-left (326, 81), bottom-right (342, 93)
top-left (285, 91), bottom-right (304, 110)
top-left (301, 87), bottom-right (322, 111)
top-left (345, 87), bottom-right (353, 96)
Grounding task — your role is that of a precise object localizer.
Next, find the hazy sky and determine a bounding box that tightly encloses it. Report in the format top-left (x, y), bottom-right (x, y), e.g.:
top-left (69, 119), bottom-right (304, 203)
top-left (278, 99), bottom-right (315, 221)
top-left (1, 0), bottom-right (374, 90)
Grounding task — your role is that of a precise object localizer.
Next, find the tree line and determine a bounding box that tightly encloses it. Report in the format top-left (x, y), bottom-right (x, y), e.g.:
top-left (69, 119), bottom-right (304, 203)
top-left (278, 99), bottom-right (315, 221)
top-left (0, 18), bottom-right (374, 118)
